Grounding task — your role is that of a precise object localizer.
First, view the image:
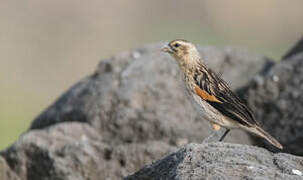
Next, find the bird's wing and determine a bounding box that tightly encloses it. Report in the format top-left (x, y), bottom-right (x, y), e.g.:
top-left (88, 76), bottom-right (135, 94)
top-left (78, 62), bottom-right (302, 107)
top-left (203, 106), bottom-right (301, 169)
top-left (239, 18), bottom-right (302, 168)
top-left (194, 67), bottom-right (258, 127)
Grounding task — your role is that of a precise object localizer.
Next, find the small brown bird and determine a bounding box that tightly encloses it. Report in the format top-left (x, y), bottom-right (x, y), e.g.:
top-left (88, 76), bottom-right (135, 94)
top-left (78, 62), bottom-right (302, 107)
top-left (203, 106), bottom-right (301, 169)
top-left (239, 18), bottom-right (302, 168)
top-left (162, 39), bottom-right (283, 149)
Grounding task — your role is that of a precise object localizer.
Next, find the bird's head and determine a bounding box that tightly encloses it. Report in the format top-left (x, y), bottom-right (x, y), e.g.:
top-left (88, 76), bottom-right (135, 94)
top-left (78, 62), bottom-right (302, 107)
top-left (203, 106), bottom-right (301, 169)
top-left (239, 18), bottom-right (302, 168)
top-left (161, 39), bottom-right (200, 67)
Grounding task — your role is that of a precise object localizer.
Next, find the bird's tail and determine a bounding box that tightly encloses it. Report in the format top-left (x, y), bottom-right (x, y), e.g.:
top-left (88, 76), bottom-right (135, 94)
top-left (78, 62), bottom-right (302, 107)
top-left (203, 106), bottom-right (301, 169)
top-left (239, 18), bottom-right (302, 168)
top-left (249, 126), bottom-right (283, 149)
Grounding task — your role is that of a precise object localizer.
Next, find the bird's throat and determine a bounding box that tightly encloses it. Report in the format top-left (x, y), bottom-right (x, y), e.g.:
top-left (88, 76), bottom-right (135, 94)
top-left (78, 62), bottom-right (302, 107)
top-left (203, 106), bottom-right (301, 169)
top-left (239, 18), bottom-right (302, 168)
top-left (177, 55), bottom-right (201, 74)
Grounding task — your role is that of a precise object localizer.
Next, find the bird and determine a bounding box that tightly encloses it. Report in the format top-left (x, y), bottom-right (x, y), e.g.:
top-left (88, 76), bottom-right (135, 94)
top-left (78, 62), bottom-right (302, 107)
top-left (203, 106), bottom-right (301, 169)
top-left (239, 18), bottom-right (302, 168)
top-left (161, 39), bottom-right (283, 149)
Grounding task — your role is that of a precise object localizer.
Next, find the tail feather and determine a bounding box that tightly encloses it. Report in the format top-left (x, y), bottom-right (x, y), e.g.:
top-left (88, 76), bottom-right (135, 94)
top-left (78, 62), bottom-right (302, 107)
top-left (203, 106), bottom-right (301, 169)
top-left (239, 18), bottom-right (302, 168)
top-left (253, 126), bottom-right (283, 149)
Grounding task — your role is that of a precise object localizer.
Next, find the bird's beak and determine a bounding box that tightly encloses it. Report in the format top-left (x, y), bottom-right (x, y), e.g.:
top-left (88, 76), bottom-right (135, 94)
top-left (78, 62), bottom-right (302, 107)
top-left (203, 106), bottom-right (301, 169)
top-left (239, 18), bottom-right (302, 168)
top-left (161, 46), bottom-right (172, 54)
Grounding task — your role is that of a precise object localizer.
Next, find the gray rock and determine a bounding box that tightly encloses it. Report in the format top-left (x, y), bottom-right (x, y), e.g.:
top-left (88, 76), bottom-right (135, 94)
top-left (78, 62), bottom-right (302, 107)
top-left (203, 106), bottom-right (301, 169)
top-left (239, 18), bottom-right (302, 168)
top-left (0, 157), bottom-right (20, 180)
top-left (30, 43), bottom-right (270, 146)
top-left (2, 122), bottom-right (176, 180)
top-left (0, 43), bottom-right (276, 180)
top-left (239, 53), bottom-right (303, 155)
top-left (126, 143), bottom-right (303, 180)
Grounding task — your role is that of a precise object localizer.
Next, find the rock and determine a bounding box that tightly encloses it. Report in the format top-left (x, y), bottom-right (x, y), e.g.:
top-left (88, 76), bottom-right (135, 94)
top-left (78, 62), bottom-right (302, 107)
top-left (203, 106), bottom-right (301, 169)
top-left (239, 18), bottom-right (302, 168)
top-left (1, 122), bottom-right (176, 180)
top-left (0, 43), bottom-right (275, 180)
top-left (0, 157), bottom-right (20, 180)
top-left (126, 143), bottom-right (303, 180)
top-left (239, 53), bottom-right (303, 155)
top-left (30, 43), bottom-right (270, 146)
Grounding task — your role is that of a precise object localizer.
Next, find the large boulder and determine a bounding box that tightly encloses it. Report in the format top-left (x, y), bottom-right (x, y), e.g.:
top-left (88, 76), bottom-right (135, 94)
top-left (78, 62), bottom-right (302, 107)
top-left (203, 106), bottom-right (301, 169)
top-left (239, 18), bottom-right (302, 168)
top-left (126, 143), bottom-right (303, 180)
top-left (239, 38), bottom-right (303, 155)
top-left (29, 43), bottom-right (270, 146)
top-left (0, 42), bottom-right (282, 180)
top-left (2, 122), bottom-right (176, 180)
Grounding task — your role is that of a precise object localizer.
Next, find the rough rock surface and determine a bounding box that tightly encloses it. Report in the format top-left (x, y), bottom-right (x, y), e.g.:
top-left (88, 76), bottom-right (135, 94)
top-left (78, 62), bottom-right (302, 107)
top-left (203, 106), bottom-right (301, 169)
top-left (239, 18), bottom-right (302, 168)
top-left (0, 156), bottom-right (20, 180)
top-left (238, 37), bottom-right (303, 156)
top-left (30, 43), bottom-right (270, 146)
top-left (240, 53), bottom-right (303, 155)
top-left (2, 122), bottom-right (176, 180)
top-left (126, 143), bottom-right (303, 180)
top-left (0, 42), bottom-right (292, 180)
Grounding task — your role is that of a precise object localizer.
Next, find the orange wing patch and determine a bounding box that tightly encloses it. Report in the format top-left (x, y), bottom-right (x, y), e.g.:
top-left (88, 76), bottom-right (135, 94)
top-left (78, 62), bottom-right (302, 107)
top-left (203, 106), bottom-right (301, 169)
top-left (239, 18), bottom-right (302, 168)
top-left (194, 86), bottom-right (222, 103)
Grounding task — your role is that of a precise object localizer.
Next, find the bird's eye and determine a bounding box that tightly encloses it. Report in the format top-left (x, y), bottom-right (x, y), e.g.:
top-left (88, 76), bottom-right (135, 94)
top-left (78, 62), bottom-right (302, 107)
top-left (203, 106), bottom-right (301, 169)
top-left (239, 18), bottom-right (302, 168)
top-left (174, 43), bottom-right (180, 48)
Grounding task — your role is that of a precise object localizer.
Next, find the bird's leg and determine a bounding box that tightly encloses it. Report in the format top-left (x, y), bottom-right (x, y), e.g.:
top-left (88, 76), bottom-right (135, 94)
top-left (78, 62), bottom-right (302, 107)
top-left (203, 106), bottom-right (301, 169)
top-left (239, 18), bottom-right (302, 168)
top-left (218, 129), bottom-right (230, 142)
top-left (203, 123), bottom-right (230, 143)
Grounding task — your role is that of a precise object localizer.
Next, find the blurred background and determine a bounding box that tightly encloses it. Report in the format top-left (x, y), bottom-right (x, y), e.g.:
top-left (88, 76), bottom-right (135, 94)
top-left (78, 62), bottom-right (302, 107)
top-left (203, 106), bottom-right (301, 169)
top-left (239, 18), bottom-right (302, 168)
top-left (0, 0), bottom-right (302, 150)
